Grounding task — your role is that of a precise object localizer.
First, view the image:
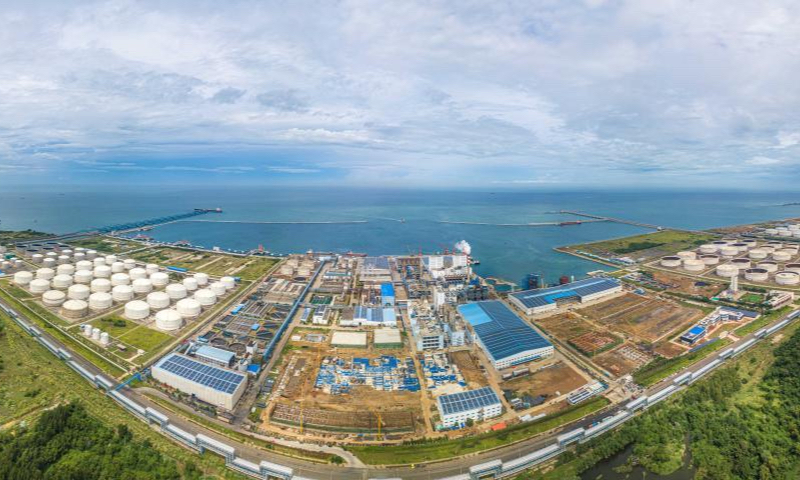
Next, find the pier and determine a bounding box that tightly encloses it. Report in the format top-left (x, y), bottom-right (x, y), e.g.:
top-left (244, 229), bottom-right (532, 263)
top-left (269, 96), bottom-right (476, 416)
top-left (559, 210), bottom-right (664, 230)
top-left (178, 219), bottom-right (368, 225)
top-left (435, 219), bottom-right (607, 227)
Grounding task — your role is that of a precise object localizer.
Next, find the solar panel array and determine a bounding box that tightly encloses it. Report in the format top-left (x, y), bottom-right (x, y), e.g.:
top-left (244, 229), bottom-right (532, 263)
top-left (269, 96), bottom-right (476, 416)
top-left (510, 278), bottom-right (620, 309)
top-left (458, 301), bottom-right (552, 362)
top-left (438, 387), bottom-right (501, 416)
top-left (157, 354), bottom-right (244, 394)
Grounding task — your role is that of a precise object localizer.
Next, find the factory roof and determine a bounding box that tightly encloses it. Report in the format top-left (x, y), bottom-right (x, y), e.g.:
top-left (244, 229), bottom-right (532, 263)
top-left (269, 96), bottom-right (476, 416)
top-left (353, 306), bottom-right (396, 324)
top-left (381, 282), bottom-right (395, 297)
top-left (509, 278), bottom-right (620, 309)
top-left (458, 301), bottom-right (551, 362)
top-left (195, 345), bottom-right (236, 365)
top-left (154, 353), bottom-right (245, 394)
top-left (374, 328), bottom-right (402, 345)
top-left (363, 256), bottom-right (390, 271)
top-left (331, 331), bottom-right (368, 347)
top-left (437, 387), bottom-right (501, 416)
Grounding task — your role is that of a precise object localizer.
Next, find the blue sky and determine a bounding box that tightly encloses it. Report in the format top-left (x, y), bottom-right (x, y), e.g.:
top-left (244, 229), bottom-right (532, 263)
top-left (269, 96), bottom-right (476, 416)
top-left (1, 0), bottom-right (799, 188)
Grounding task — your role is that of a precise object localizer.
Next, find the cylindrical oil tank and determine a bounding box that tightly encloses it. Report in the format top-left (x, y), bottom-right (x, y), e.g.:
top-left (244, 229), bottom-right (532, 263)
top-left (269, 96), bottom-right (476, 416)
top-left (57, 255), bottom-right (70, 265)
top-left (150, 272), bottom-right (169, 288)
top-left (124, 300), bottom-right (150, 320)
top-left (765, 228), bottom-right (779, 235)
top-left (176, 298), bottom-right (202, 318)
top-left (100, 332), bottom-right (110, 346)
top-left (220, 276), bottom-right (236, 290)
top-left (57, 264), bottom-right (75, 276)
top-left (701, 255), bottom-right (720, 265)
top-left (155, 309), bottom-right (183, 331)
top-left (297, 267), bottom-right (311, 277)
top-left (111, 262), bottom-right (125, 273)
top-left (73, 252), bottom-right (86, 262)
top-left (112, 285), bottom-right (135, 302)
top-left (129, 267), bottom-right (147, 280)
top-left (744, 268), bottom-right (769, 282)
top-left (81, 324), bottom-right (92, 336)
top-left (279, 264), bottom-right (294, 275)
top-left (90, 278), bottom-right (112, 293)
top-left (194, 289), bottom-right (216, 306)
top-left (748, 249), bottom-right (768, 260)
top-left (74, 270), bottom-right (93, 284)
top-left (36, 268), bottom-right (55, 280)
top-left (775, 271), bottom-right (800, 285)
top-left (13, 271), bottom-right (33, 286)
top-left (182, 277), bottom-right (198, 291)
top-left (93, 257), bottom-right (107, 268)
top-left (76, 260), bottom-right (93, 271)
top-left (88, 292), bottom-right (113, 311)
top-left (123, 259), bottom-right (136, 270)
top-left (784, 263), bottom-right (800, 273)
top-left (105, 255), bottom-right (118, 265)
top-left (31, 254), bottom-right (44, 263)
top-left (757, 261), bottom-right (778, 272)
top-left (773, 251), bottom-right (792, 262)
top-left (146, 264), bottom-right (159, 275)
top-left (92, 327), bottom-right (101, 340)
top-left (716, 264), bottom-right (739, 277)
top-left (42, 290), bottom-right (66, 307)
top-left (29, 279), bottom-right (50, 294)
top-left (61, 300), bottom-right (88, 319)
top-left (146, 291), bottom-right (171, 309)
top-left (85, 250), bottom-right (97, 260)
top-left (193, 273), bottom-right (209, 286)
top-left (165, 283), bottom-right (188, 300)
top-left (94, 265), bottom-right (112, 278)
top-left (111, 273), bottom-right (131, 286)
top-left (52, 274), bottom-right (73, 290)
top-left (699, 244), bottom-right (718, 254)
top-left (67, 284), bottom-right (90, 300)
top-left (209, 282), bottom-right (227, 296)
top-left (132, 278), bottom-right (153, 294)
top-left (742, 239), bottom-right (757, 246)
top-left (731, 242), bottom-right (749, 252)
top-left (683, 259), bottom-right (705, 272)
top-left (760, 246), bottom-right (775, 255)
top-left (42, 258), bottom-right (56, 268)
top-left (712, 240), bottom-right (729, 247)
top-left (731, 258), bottom-right (751, 269)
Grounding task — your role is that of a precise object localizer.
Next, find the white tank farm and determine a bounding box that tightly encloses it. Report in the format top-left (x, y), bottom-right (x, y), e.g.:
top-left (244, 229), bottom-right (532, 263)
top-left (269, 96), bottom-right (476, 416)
top-left (720, 246), bottom-right (739, 257)
top-left (29, 279), bottom-right (50, 294)
top-left (73, 252), bottom-right (86, 262)
top-left (683, 259), bottom-right (705, 272)
top-left (132, 278), bottom-right (153, 294)
top-left (165, 283), bottom-right (188, 300)
top-left (57, 264), bottom-right (76, 276)
top-left (699, 244), bottom-right (718, 254)
top-left (52, 274), bottom-right (74, 290)
top-left (42, 290), bottom-right (66, 307)
top-left (193, 273), bottom-right (209, 286)
top-left (182, 277), bottom-right (198, 291)
top-left (111, 273), bottom-right (131, 286)
top-left (67, 284), bottom-right (91, 300)
top-left (176, 298), bottom-right (202, 318)
top-left (58, 255), bottom-right (70, 265)
top-left (100, 332), bottom-right (111, 346)
top-left (297, 267), bottom-right (311, 277)
top-left (760, 246), bottom-right (775, 255)
top-left (88, 292), bottom-right (113, 311)
top-left (146, 291), bottom-right (171, 309)
top-left (209, 282), bottom-right (227, 296)
top-left (31, 254), bottom-right (44, 263)
top-left (36, 268), bottom-right (55, 280)
top-left (150, 272), bottom-right (169, 287)
top-left (712, 240), bottom-right (729, 247)
top-left (765, 228), bottom-right (779, 235)
top-left (701, 255), bottom-right (720, 265)
top-left (76, 260), bottom-right (93, 271)
top-left (92, 327), bottom-right (101, 340)
top-left (731, 258), bottom-right (751, 270)
top-left (757, 261), bottom-right (778, 272)
top-left (780, 246), bottom-right (799, 254)
top-left (73, 270), bottom-right (93, 284)
top-left (146, 264), bottom-right (159, 275)
top-left (731, 242), bottom-right (749, 252)
top-left (61, 300), bottom-right (88, 319)
top-left (155, 309), bottom-right (183, 331)
top-left (741, 239), bottom-right (758, 247)
top-left (111, 262), bottom-right (125, 273)
top-left (744, 268), bottom-right (769, 282)
top-left (42, 258), bottom-right (56, 268)
top-left (194, 288), bottom-right (216, 306)
top-left (123, 259), bottom-right (136, 270)
top-left (772, 251), bottom-right (792, 262)
top-left (93, 257), bottom-right (107, 267)
top-left (81, 324), bottom-right (92, 337)
top-left (784, 263), bottom-right (800, 273)
top-left (129, 267), bottom-right (148, 280)
top-left (716, 264), bottom-right (739, 278)
top-left (775, 271), bottom-right (800, 285)
top-left (13, 271), bottom-right (33, 286)
top-left (90, 278), bottom-right (112, 293)
top-left (94, 265), bottom-right (112, 278)
top-left (124, 300), bottom-right (150, 320)
top-left (748, 249), bottom-right (768, 260)
top-left (279, 264), bottom-right (294, 275)
top-left (105, 255), bottom-right (118, 265)
top-left (45, 251), bottom-right (58, 258)
top-left (220, 276), bottom-right (236, 290)
top-left (112, 285), bottom-right (135, 302)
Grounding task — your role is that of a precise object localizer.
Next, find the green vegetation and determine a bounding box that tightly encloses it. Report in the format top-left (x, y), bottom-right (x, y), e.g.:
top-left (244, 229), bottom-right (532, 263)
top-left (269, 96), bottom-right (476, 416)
top-left (574, 230), bottom-right (716, 257)
top-left (91, 316), bottom-right (173, 353)
top-left (734, 306), bottom-right (792, 337)
top-left (129, 246), bottom-right (279, 280)
top-left (348, 397), bottom-right (610, 465)
top-left (0, 229), bottom-right (52, 243)
top-left (68, 235), bottom-right (141, 254)
top-left (633, 337), bottom-right (731, 387)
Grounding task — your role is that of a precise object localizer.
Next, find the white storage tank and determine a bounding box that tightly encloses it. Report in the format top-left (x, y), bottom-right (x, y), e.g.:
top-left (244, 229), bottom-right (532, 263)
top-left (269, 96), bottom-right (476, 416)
top-left (123, 259), bottom-right (136, 270)
top-left (720, 246), bottom-right (739, 257)
top-left (150, 272), bottom-right (169, 288)
top-left (100, 332), bottom-right (111, 346)
top-left (165, 283), bottom-right (188, 300)
top-left (146, 264), bottom-right (159, 275)
top-left (757, 261), bottom-right (778, 272)
top-left (182, 277), bottom-right (198, 291)
top-left (731, 258), bottom-right (751, 270)
top-left (701, 255), bottom-right (720, 265)
top-left (92, 327), bottom-right (101, 340)
top-left (111, 262), bottom-right (125, 273)
top-left (13, 271), bottom-right (33, 286)
top-left (193, 272), bottom-right (209, 286)
top-left (775, 271), bottom-right (800, 285)
top-left (155, 309), bottom-right (183, 331)
top-left (67, 284), bottom-right (91, 301)
top-left (31, 254), bottom-right (44, 264)
top-left (90, 278), bottom-right (112, 293)
top-left (105, 255), bottom-right (118, 265)
top-left (176, 298), bottom-right (202, 318)
top-left (61, 300), bottom-right (88, 319)
top-left (88, 292), bottom-right (113, 311)
top-left (36, 268), bottom-right (55, 280)
top-left (42, 258), bottom-right (56, 268)
top-left (112, 285), bottom-right (135, 302)
top-left (784, 263), bottom-right (800, 273)
top-left (129, 267), bottom-right (147, 280)
top-left (683, 259), bottom-right (705, 272)
top-left (773, 251), bottom-right (792, 262)
top-left (93, 257), bottom-right (107, 268)
top-left (220, 276), bottom-right (236, 290)
top-left (279, 264), bottom-right (294, 275)
top-left (741, 239), bottom-right (758, 247)
top-left (29, 279), bottom-right (50, 294)
top-left (73, 252), bottom-right (86, 262)
top-left (765, 228), bottom-right (779, 235)
top-left (744, 268), bottom-right (769, 282)
top-left (111, 273), bottom-right (131, 286)
top-left (209, 282), bottom-right (227, 296)
top-left (146, 291), bottom-right (171, 310)
top-left (699, 244), bottom-right (718, 254)
top-left (58, 255), bottom-right (70, 265)
top-left (76, 260), bottom-right (93, 271)
top-left (124, 300), bottom-right (150, 320)
top-left (82, 324), bottom-right (93, 336)
top-left (716, 264), bottom-right (739, 278)
top-left (132, 278), bottom-right (153, 294)
top-left (52, 274), bottom-right (74, 290)
top-left (42, 290), bottom-right (66, 307)
top-left (748, 249), bottom-right (768, 260)
top-left (194, 288), bottom-right (216, 306)
top-left (57, 264), bottom-right (76, 276)
top-left (86, 250), bottom-right (98, 260)
top-left (73, 270), bottom-right (93, 284)
top-left (731, 242), bottom-right (749, 252)
top-left (94, 265), bottom-right (112, 278)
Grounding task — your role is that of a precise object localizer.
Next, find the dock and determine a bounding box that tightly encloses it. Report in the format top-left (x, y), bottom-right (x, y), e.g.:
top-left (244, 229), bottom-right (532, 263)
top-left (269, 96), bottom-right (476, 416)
top-left (436, 219), bottom-right (607, 227)
top-left (559, 210), bottom-right (664, 230)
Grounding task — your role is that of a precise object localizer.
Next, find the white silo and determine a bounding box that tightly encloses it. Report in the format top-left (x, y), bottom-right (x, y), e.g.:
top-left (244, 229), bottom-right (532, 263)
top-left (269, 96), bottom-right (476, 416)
top-left (194, 288), bottom-right (216, 306)
top-left (731, 258), bottom-right (751, 270)
top-left (683, 259), bottom-right (705, 272)
top-left (94, 265), bottom-right (112, 278)
top-left (105, 255), bottom-right (118, 265)
top-left (42, 290), bottom-right (66, 307)
top-left (112, 285), bottom-right (135, 302)
top-left (279, 264), bottom-right (294, 276)
top-left (92, 327), bottom-right (101, 340)
top-left (111, 262), bottom-right (125, 273)
top-left (13, 271), bottom-right (33, 286)
top-left (220, 276), bottom-right (236, 290)
top-left (90, 278), bottom-right (112, 293)
top-left (93, 257), bottom-right (107, 268)
top-left (29, 279), bottom-right (50, 294)
top-left (661, 256), bottom-right (682, 268)
top-left (773, 251), bottom-right (792, 262)
top-left (182, 277), bottom-right (198, 291)
top-left (146, 264), bottom-right (159, 275)
top-left (155, 309), bottom-right (183, 331)
top-left (74, 270), bottom-right (93, 284)
top-left (67, 284), bottom-right (91, 300)
top-left (88, 292), bottom-right (113, 311)
top-left (701, 255), bottom-right (720, 265)
top-left (86, 250), bottom-right (97, 260)
top-left (731, 242), bottom-right (749, 252)
top-left (76, 260), bottom-right (93, 271)
top-left (31, 254), bottom-right (44, 264)
top-left (111, 273), bottom-right (131, 286)
top-left (748, 249), bottom-right (768, 260)
top-left (775, 271), bottom-right (800, 285)
top-left (100, 332), bottom-right (111, 346)
top-left (150, 272), bottom-right (169, 288)
top-left (61, 249), bottom-right (73, 256)
top-left (61, 300), bottom-right (88, 320)
top-left (165, 283), bottom-right (188, 300)
top-left (36, 268), bottom-right (55, 280)
top-left (744, 268), bottom-right (768, 282)
top-left (57, 255), bottom-right (70, 265)
top-left (785, 263), bottom-right (800, 273)
top-left (82, 324), bottom-right (93, 336)
top-left (124, 300), bottom-right (150, 320)
top-left (716, 264), bottom-right (739, 278)
top-left (176, 298), bottom-right (202, 318)
top-left (193, 272), bottom-right (209, 286)
top-left (73, 252), bottom-right (86, 262)
top-left (146, 291), bottom-right (171, 310)
top-left (129, 267), bottom-right (147, 280)
top-left (57, 264), bottom-right (76, 276)
top-left (42, 258), bottom-right (56, 268)
top-left (45, 251), bottom-right (58, 258)
top-left (757, 261), bottom-right (778, 272)
top-left (132, 278), bottom-right (153, 294)
top-left (123, 259), bottom-right (136, 270)
top-left (209, 282), bottom-right (227, 296)
top-left (297, 267), bottom-right (311, 277)
top-left (52, 274), bottom-right (74, 290)
top-left (699, 244), bottom-right (718, 254)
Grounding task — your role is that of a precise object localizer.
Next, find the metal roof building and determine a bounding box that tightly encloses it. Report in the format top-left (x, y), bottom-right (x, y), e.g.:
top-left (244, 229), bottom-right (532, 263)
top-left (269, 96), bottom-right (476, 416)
top-left (151, 353), bottom-right (247, 410)
top-left (458, 301), bottom-right (553, 370)
top-left (509, 278), bottom-right (622, 315)
top-left (436, 386), bottom-right (503, 428)
top-left (195, 345), bottom-right (236, 367)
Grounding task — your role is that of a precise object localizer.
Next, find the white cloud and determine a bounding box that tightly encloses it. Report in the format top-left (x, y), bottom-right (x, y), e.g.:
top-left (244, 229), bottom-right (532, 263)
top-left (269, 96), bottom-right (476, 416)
top-left (747, 156), bottom-right (781, 166)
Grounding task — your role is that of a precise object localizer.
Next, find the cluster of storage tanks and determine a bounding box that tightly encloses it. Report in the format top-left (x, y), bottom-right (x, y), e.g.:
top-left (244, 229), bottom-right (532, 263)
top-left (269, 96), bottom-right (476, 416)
top-left (659, 238), bottom-right (800, 285)
top-left (277, 256), bottom-right (314, 278)
top-left (0, 244), bottom-right (25, 272)
top-left (81, 324), bottom-right (112, 346)
top-left (763, 224), bottom-right (800, 239)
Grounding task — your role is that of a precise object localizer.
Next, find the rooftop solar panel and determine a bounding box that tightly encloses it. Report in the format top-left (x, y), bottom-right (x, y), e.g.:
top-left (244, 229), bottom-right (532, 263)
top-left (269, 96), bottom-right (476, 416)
top-left (156, 353), bottom-right (245, 394)
top-left (458, 301), bottom-right (552, 362)
top-left (510, 278), bottom-right (620, 309)
top-left (437, 387), bottom-right (501, 416)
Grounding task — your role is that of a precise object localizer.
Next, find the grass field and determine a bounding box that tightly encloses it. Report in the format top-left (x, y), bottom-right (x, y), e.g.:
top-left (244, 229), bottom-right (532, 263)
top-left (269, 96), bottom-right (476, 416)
top-left (633, 338), bottom-right (732, 387)
top-left (89, 315), bottom-right (173, 353)
top-left (570, 230), bottom-right (716, 259)
top-left (67, 235), bottom-right (142, 254)
top-left (129, 247), bottom-right (279, 280)
top-left (733, 306), bottom-right (792, 337)
top-left (347, 397), bottom-right (610, 465)
top-left (0, 229), bottom-right (52, 243)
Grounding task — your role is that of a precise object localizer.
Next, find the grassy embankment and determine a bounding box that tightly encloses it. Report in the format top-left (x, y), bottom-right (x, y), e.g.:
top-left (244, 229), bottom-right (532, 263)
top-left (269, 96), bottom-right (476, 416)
top-left (569, 230), bottom-right (716, 256)
top-left (632, 337), bottom-right (731, 387)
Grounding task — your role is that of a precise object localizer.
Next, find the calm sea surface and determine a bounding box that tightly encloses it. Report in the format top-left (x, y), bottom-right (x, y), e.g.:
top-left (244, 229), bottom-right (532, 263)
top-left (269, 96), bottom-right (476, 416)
top-left (2, 186), bottom-right (800, 286)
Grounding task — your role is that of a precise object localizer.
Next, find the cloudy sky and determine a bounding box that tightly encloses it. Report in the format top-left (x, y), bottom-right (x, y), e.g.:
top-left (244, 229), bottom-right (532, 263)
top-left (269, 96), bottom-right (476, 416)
top-left (1, 0), bottom-right (799, 188)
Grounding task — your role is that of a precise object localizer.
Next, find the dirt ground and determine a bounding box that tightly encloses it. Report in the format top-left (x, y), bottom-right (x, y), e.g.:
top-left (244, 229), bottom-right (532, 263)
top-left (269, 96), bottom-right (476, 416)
top-left (653, 341), bottom-right (688, 358)
top-left (594, 343), bottom-right (654, 377)
top-left (449, 350), bottom-right (487, 388)
top-left (650, 271), bottom-right (725, 297)
top-left (569, 331), bottom-right (620, 356)
top-left (501, 361), bottom-right (585, 399)
top-left (536, 312), bottom-right (594, 341)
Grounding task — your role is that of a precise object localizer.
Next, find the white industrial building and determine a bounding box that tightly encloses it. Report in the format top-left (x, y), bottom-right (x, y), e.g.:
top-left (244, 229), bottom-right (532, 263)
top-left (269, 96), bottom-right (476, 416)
top-left (151, 353), bottom-right (247, 410)
top-left (509, 278), bottom-right (622, 315)
top-left (331, 330), bottom-right (368, 348)
top-left (437, 387), bottom-right (503, 428)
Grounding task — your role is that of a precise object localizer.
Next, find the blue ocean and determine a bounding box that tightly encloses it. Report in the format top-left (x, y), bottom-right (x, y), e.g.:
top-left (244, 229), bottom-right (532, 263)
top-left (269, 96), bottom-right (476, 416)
top-left (2, 186), bottom-right (799, 286)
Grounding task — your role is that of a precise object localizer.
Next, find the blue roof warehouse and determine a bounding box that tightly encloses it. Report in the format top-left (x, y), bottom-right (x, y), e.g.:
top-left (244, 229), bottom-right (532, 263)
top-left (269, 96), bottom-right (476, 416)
top-left (509, 278), bottom-right (623, 315)
top-left (457, 301), bottom-right (554, 370)
top-left (151, 353), bottom-right (248, 410)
